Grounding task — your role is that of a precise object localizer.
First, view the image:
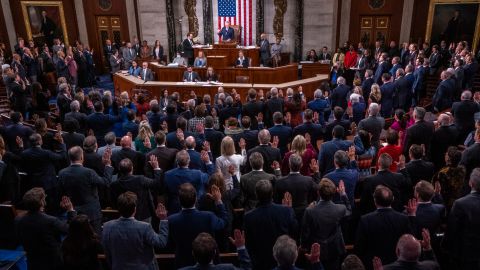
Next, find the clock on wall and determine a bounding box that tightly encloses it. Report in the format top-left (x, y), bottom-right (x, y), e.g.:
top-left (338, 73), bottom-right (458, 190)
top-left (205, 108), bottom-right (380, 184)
top-left (98, 0), bottom-right (112, 11)
top-left (368, 0), bottom-right (385, 10)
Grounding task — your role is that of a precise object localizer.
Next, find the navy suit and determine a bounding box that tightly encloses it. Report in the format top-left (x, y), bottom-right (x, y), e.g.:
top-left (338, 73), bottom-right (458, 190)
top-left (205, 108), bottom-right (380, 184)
top-left (432, 78), bottom-right (455, 112)
top-left (293, 122), bottom-right (324, 151)
top-left (187, 149), bottom-right (212, 172)
top-left (380, 81), bottom-right (395, 117)
top-left (218, 27), bottom-right (235, 41)
top-left (168, 205), bottom-right (228, 268)
top-left (362, 77), bottom-right (375, 101)
top-left (205, 128), bottom-right (224, 159)
top-left (268, 124), bottom-right (292, 156)
top-left (318, 138), bottom-right (353, 175)
top-left (413, 66), bottom-right (426, 106)
top-left (330, 84), bottom-right (350, 110)
top-left (164, 166), bottom-right (214, 214)
top-left (1, 123), bottom-right (34, 154)
top-left (324, 161), bottom-right (359, 205)
top-left (86, 112), bottom-right (120, 146)
top-left (20, 145), bottom-right (66, 191)
top-left (307, 98), bottom-right (330, 125)
top-left (393, 76), bottom-right (413, 111)
top-left (374, 61), bottom-right (390, 85)
top-left (166, 130), bottom-right (197, 150)
top-left (416, 202), bottom-right (445, 237)
top-left (244, 203), bottom-right (298, 270)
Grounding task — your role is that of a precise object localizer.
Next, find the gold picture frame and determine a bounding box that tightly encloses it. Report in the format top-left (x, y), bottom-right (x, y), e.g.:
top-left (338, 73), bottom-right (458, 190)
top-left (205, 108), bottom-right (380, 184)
top-left (425, 0), bottom-right (480, 52)
top-left (20, 1), bottom-right (69, 45)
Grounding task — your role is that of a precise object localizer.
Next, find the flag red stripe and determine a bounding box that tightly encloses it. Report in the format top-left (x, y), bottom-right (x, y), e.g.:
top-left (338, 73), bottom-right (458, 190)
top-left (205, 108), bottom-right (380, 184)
top-left (248, 0), bottom-right (252, 45)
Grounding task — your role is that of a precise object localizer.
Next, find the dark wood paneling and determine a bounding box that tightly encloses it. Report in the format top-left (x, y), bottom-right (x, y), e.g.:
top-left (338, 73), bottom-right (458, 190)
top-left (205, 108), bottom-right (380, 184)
top-left (9, 0), bottom-right (79, 46)
top-left (349, 0), bottom-right (404, 45)
top-left (410, 0), bottom-right (430, 45)
top-left (82, 0), bottom-right (130, 70)
top-left (0, 3), bottom-right (12, 55)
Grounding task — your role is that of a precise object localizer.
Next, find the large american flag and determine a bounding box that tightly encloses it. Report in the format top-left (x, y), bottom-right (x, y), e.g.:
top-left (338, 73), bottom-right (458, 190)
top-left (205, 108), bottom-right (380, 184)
top-left (217, 0), bottom-right (253, 46)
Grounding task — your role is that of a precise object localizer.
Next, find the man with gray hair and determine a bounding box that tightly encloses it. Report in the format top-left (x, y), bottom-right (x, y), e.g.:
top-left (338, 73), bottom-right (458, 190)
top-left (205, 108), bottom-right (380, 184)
top-left (403, 107), bottom-right (434, 159)
top-left (444, 168), bottom-right (480, 269)
top-left (245, 129), bottom-right (281, 174)
top-left (451, 90), bottom-right (480, 143)
top-left (273, 235), bottom-right (323, 270)
top-left (307, 89), bottom-right (329, 126)
top-left (393, 67), bottom-right (413, 111)
top-left (65, 100), bottom-right (88, 134)
top-left (324, 147), bottom-right (359, 205)
top-left (358, 103), bottom-right (385, 149)
top-left (331, 76), bottom-right (350, 110)
top-left (265, 87), bottom-right (285, 127)
top-left (97, 132), bottom-right (121, 156)
top-left (432, 70), bottom-right (456, 112)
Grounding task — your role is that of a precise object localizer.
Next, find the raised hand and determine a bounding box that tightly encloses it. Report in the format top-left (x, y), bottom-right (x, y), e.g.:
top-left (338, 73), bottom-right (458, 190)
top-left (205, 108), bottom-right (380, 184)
top-left (60, 196), bottom-right (74, 212)
top-left (228, 164), bottom-right (236, 175)
top-left (239, 138), bottom-right (246, 149)
top-left (196, 123), bottom-right (205, 134)
top-left (229, 229), bottom-right (245, 248)
top-left (16, 136), bottom-right (24, 148)
top-left (348, 145), bottom-right (356, 161)
top-left (405, 198), bottom-right (418, 216)
top-left (155, 203), bottom-right (168, 220)
top-left (372, 257), bottom-right (383, 270)
top-left (282, 192), bottom-right (292, 207)
top-left (209, 184), bottom-right (222, 203)
top-left (149, 155), bottom-right (159, 170)
top-left (143, 137), bottom-right (152, 149)
top-left (176, 129), bottom-right (185, 141)
top-left (305, 243), bottom-right (321, 263)
top-left (271, 160), bottom-right (280, 171)
top-left (434, 181), bottom-right (441, 195)
top-left (420, 228), bottom-right (432, 251)
top-left (337, 180), bottom-right (346, 195)
top-left (102, 147), bottom-right (112, 166)
top-left (271, 136), bottom-right (279, 148)
top-left (203, 141), bottom-right (210, 152)
top-left (309, 159), bottom-right (319, 173)
top-left (201, 150), bottom-right (210, 163)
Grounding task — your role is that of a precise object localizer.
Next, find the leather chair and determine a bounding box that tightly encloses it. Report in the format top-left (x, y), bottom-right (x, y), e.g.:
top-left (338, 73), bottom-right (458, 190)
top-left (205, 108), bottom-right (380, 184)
top-left (231, 25), bottom-right (242, 44)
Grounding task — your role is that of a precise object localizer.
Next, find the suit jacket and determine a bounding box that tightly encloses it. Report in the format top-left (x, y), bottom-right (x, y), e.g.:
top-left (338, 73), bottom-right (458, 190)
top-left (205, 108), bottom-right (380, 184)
top-left (15, 211), bottom-right (75, 270)
top-left (219, 106), bottom-right (240, 130)
top-left (355, 208), bottom-right (415, 269)
top-left (403, 120), bottom-right (435, 159)
top-left (405, 159), bottom-right (435, 186)
top-left (318, 139), bottom-right (353, 175)
top-left (393, 76), bottom-right (413, 111)
top-left (205, 128), bottom-right (224, 159)
top-left (145, 146), bottom-right (178, 176)
top-left (59, 164), bottom-right (114, 220)
top-left (2, 123), bottom-right (34, 153)
top-left (183, 71), bottom-right (201, 82)
top-left (235, 57), bottom-right (250, 68)
top-left (324, 162), bottom-right (359, 205)
top-left (318, 52), bottom-right (332, 61)
top-left (293, 122), bottom-right (324, 150)
top-left (242, 100), bottom-right (264, 129)
top-left (245, 145), bottom-right (281, 174)
top-left (274, 173), bottom-right (317, 221)
top-left (259, 39), bottom-right (271, 60)
top-left (168, 206), bottom-right (228, 268)
top-left (111, 148), bottom-right (146, 175)
top-left (218, 27), bottom-right (235, 41)
top-left (20, 145), bottom-right (66, 190)
top-left (139, 68), bottom-right (154, 82)
top-left (240, 129), bottom-right (259, 151)
top-left (459, 143), bottom-right (480, 180)
top-left (330, 84), bottom-right (350, 110)
top-left (102, 218), bottom-right (168, 270)
top-left (164, 166), bottom-right (214, 213)
top-left (380, 81), bottom-right (395, 117)
top-left (324, 119), bottom-right (351, 141)
top-left (433, 79), bottom-right (455, 112)
top-left (374, 61), bottom-right (390, 85)
top-left (383, 254), bottom-right (439, 270)
top-left (83, 151), bottom-right (105, 176)
top-left (109, 55), bottom-right (121, 73)
top-left (65, 111), bottom-right (88, 134)
top-left (358, 116), bottom-right (385, 148)
top-left (429, 52), bottom-right (440, 74)
top-left (361, 77), bottom-right (375, 101)
top-left (413, 65), bottom-right (426, 94)
top-left (454, 66), bottom-right (464, 91)
top-left (268, 124), bottom-right (292, 156)
top-left (430, 125), bottom-right (458, 170)
top-left (451, 100), bottom-right (480, 135)
top-left (86, 112), bottom-right (120, 146)
top-left (244, 203), bottom-right (298, 270)
top-left (62, 132), bottom-right (85, 150)
top-left (416, 202), bottom-right (445, 237)
top-left (152, 46), bottom-right (164, 60)
top-left (166, 130), bottom-right (197, 150)
top-left (240, 170), bottom-right (277, 211)
top-left (111, 170), bottom-right (162, 220)
top-left (182, 39), bottom-right (194, 58)
top-left (264, 97), bottom-right (285, 127)
top-left (359, 170), bottom-right (411, 215)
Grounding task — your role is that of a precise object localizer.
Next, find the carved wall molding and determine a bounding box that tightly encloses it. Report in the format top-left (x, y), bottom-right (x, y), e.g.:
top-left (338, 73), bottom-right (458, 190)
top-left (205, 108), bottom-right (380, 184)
top-left (184, 0), bottom-right (199, 37)
top-left (273, 0), bottom-right (287, 39)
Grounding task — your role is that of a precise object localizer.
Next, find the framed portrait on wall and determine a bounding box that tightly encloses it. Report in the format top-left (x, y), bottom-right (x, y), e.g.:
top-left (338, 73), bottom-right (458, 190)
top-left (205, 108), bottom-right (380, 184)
top-left (20, 1), bottom-right (69, 46)
top-left (426, 0), bottom-right (480, 52)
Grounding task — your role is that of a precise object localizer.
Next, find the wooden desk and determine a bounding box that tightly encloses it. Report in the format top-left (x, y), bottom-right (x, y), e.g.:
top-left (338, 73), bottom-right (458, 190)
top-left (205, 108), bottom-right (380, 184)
top-left (301, 62), bottom-right (331, 79)
top-left (113, 73), bottom-right (328, 101)
top-left (193, 46), bottom-right (260, 67)
top-left (148, 63), bottom-right (299, 84)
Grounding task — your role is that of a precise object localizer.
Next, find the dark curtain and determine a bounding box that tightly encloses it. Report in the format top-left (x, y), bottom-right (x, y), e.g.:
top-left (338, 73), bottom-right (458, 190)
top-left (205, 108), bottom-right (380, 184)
top-left (166, 0), bottom-right (177, 61)
top-left (256, 0), bottom-right (265, 45)
top-left (294, 0), bottom-right (304, 62)
top-left (203, 0), bottom-right (213, 44)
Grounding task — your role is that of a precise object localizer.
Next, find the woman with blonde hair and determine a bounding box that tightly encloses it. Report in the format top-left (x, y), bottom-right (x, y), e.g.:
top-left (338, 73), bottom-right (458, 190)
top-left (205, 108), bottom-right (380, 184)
top-left (281, 135), bottom-right (317, 176)
top-left (215, 136), bottom-right (246, 190)
top-left (134, 120), bottom-right (156, 154)
top-left (369, 83), bottom-right (381, 104)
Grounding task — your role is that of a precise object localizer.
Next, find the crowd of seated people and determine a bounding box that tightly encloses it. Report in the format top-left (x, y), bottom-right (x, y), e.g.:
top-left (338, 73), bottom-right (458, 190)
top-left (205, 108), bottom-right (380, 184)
top-left (1, 37), bottom-right (480, 270)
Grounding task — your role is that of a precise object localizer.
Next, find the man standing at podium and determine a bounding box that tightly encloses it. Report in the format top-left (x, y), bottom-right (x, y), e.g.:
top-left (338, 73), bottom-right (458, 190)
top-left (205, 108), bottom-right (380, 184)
top-left (259, 33), bottom-right (271, 67)
top-left (218, 20), bottom-right (235, 42)
top-left (182, 33), bottom-right (195, 66)
top-left (183, 66), bottom-right (201, 82)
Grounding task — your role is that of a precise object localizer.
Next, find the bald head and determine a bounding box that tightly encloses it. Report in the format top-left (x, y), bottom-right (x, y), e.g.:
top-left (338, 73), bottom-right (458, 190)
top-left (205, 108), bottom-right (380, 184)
top-left (120, 136), bottom-right (132, 148)
top-left (396, 234), bottom-right (421, 262)
top-left (258, 129), bottom-right (271, 145)
top-left (369, 103), bottom-right (380, 116)
top-left (438, 114), bottom-right (450, 126)
top-left (185, 136), bottom-right (196, 149)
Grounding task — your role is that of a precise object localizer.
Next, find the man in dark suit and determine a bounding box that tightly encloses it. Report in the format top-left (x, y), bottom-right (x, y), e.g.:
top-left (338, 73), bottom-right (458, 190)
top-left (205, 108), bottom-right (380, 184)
top-left (15, 188), bottom-right (76, 270)
top-left (238, 116), bottom-right (259, 151)
top-left (20, 133), bottom-right (67, 213)
top-left (103, 39), bottom-right (115, 68)
top-left (374, 54), bottom-right (390, 85)
top-left (430, 114), bottom-right (458, 170)
top-left (324, 148), bottom-right (359, 205)
top-left (274, 154), bottom-right (318, 222)
top-left (219, 96), bottom-right (240, 131)
top-left (293, 109), bottom-right (324, 151)
top-left (166, 117), bottom-right (196, 150)
top-left (393, 68), bottom-right (413, 112)
top-left (244, 179), bottom-right (298, 270)
top-left (403, 107), bottom-right (435, 160)
top-left (241, 89), bottom-right (264, 130)
top-left (451, 91), bottom-right (480, 143)
top-left (355, 185), bottom-right (416, 269)
top-left (268, 112), bottom-right (292, 156)
top-left (111, 136), bottom-right (146, 175)
top-left (179, 231), bottom-right (252, 270)
top-left (432, 71), bottom-right (455, 113)
top-left (62, 119), bottom-right (85, 150)
top-left (64, 100), bottom-right (88, 134)
top-left (459, 129), bottom-right (480, 182)
top-left (414, 181), bottom-right (445, 239)
top-left (301, 179), bottom-right (351, 269)
top-left (318, 126), bottom-right (353, 176)
top-left (86, 101), bottom-right (120, 146)
top-left (324, 106), bottom-right (351, 141)
top-left (111, 156), bottom-right (162, 222)
top-left (453, 59), bottom-right (465, 96)
top-left (319, 46), bottom-right (332, 61)
top-left (204, 116), bottom-right (224, 159)
top-left (145, 131), bottom-right (178, 176)
top-left (245, 129), bottom-right (281, 174)
top-left (235, 50), bottom-right (250, 68)
top-left (361, 69), bottom-right (375, 101)
top-left (240, 152), bottom-right (278, 211)
top-left (413, 58), bottom-right (427, 107)
top-left (264, 87), bottom-right (284, 127)
top-left (59, 146), bottom-right (113, 233)
top-left (82, 136), bottom-right (105, 177)
top-left (1, 111), bottom-right (33, 153)
top-left (139, 61), bottom-right (154, 82)
top-left (183, 66), bottom-right (201, 82)
top-left (405, 144), bottom-right (435, 187)
top-left (102, 192), bottom-right (168, 270)
top-left (330, 76), bottom-right (350, 110)
top-left (444, 168), bottom-right (480, 270)
top-left (307, 89), bottom-right (330, 126)
top-left (168, 183), bottom-right (228, 268)
top-left (56, 83), bottom-right (72, 122)
top-left (185, 136), bottom-right (211, 172)
top-left (358, 103), bottom-right (385, 149)
top-left (259, 33), bottom-right (271, 66)
top-left (380, 73), bottom-right (395, 117)
top-left (164, 150), bottom-right (214, 214)
top-left (428, 45), bottom-right (441, 75)
top-left (359, 154), bottom-right (411, 215)
top-left (389, 57), bottom-right (402, 79)
top-left (217, 20), bottom-right (235, 42)
top-left (182, 33), bottom-right (195, 66)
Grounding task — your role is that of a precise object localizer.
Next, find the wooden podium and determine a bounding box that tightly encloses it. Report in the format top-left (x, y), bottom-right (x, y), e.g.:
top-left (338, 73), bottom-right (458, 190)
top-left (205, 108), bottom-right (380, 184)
top-left (194, 44), bottom-right (260, 67)
top-left (212, 43), bottom-right (237, 49)
top-left (206, 56), bottom-right (227, 69)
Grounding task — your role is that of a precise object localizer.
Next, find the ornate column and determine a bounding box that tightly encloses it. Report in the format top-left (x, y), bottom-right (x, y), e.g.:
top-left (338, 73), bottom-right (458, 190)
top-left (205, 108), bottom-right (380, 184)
top-left (184, 0), bottom-right (199, 37)
top-left (166, 0), bottom-right (177, 61)
top-left (294, 0), bottom-right (304, 62)
top-left (202, 0), bottom-right (213, 44)
top-left (256, 0), bottom-right (265, 45)
top-left (273, 0), bottom-right (287, 39)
